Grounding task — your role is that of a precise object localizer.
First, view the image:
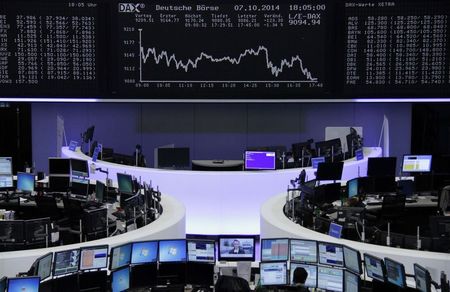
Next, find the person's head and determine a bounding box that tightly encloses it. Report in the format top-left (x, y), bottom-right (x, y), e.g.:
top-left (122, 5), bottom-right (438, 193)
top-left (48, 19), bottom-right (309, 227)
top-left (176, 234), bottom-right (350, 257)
top-left (232, 240), bottom-right (240, 248)
top-left (292, 267), bottom-right (308, 284)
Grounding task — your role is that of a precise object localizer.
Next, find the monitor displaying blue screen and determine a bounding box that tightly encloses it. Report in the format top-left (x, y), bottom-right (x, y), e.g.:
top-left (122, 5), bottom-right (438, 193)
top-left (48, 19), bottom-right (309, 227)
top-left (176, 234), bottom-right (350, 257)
top-left (0, 157), bottom-right (13, 189)
top-left (290, 263), bottom-right (317, 287)
top-left (260, 262), bottom-right (288, 286)
top-left (218, 237), bottom-right (255, 261)
top-left (36, 252), bottom-right (53, 281)
top-left (245, 151), bottom-right (276, 170)
top-left (355, 149), bottom-right (364, 161)
top-left (111, 266), bottom-right (130, 292)
top-left (53, 249), bottom-right (80, 276)
top-left (402, 155), bottom-right (432, 173)
top-left (17, 172), bottom-right (34, 192)
top-left (131, 241), bottom-right (158, 264)
top-left (159, 240), bottom-right (187, 262)
top-left (343, 246), bottom-right (361, 275)
top-left (328, 223), bottom-right (343, 239)
top-left (80, 245), bottom-right (108, 270)
top-left (110, 243), bottom-right (132, 270)
top-left (317, 266), bottom-right (343, 292)
top-left (261, 238), bottom-right (289, 261)
top-left (312, 157), bottom-right (325, 169)
top-left (347, 178), bottom-right (358, 198)
top-left (7, 277), bottom-right (40, 292)
top-left (187, 240), bottom-right (215, 263)
top-left (318, 243), bottom-right (344, 267)
top-left (117, 173), bottom-right (133, 194)
top-left (364, 254), bottom-right (385, 282)
top-left (385, 258), bottom-right (406, 288)
top-left (414, 264), bottom-right (431, 292)
top-left (344, 270), bottom-right (360, 292)
top-left (290, 239), bottom-right (317, 263)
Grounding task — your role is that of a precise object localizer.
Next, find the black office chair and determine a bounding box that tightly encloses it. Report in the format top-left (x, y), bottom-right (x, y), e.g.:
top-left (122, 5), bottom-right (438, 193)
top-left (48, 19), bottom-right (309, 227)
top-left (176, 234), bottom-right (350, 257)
top-left (437, 185), bottom-right (450, 215)
top-left (34, 195), bottom-right (61, 221)
top-left (214, 275), bottom-right (251, 292)
top-left (379, 194), bottom-right (406, 230)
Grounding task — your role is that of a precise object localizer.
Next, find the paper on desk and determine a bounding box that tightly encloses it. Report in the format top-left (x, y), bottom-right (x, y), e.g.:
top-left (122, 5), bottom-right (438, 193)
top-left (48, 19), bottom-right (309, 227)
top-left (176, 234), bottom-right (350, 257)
top-left (237, 261), bottom-right (252, 283)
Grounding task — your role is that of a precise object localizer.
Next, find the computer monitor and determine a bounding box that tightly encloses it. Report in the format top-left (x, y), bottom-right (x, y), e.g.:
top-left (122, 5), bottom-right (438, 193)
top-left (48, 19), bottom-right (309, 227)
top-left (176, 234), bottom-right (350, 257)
top-left (157, 147), bottom-right (190, 169)
top-left (0, 157), bottom-right (13, 189)
top-left (402, 155), bottom-right (432, 173)
top-left (48, 176), bottom-right (70, 192)
top-left (53, 249), bottom-right (80, 276)
top-left (347, 178), bottom-right (358, 198)
top-left (7, 276), bottom-right (40, 292)
top-left (414, 264), bottom-right (431, 292)
top-left (317, 266), bottom-right (344, 292)
top-left (17, 172), bottom-right (34, 193)
top-left (344, 270), bottom-right (360, 292)
top-left (397, 179), bottom-right (415, 197)
top-left (218, 236), bottom-right (255, 261)
top-left (289, 239), bottom-right (317, 263)
top-left (111, 266), bottom-right (130, 292)
top-left (110, 243), bottom-right (132, 270)
top-left (328, 223), bottom-right (343, 239)
top-left (187, 240), bottom-right (215, 263)
top-left (367, 157), bottom-right (397, 177)
top-left (0, 277), bottom-right (5, 292)
top-left (49, 158), bottom-right (71, 175)
top-left (260, 238), bottom-right (289, 262)
top-left (343, 246), bottom-right (362, 275)
top-left (95, 180), bottom-right (105, 202)
top-left (316, 162), bottom-right (344, 181)
top-left (311, 157), bottom-right (325, 169)
top-left (290, 262), bottom-right (317, 287)
top-left (315, 139), bottom-right (343, 162)
top-left (131, 241), bottom-right (158, 265)
top-left (71, 177), bottom-right (89, 198)
top-left (71, 158), bottom-right (89, 177)
top-left (245, 151), bottom-right (276, 170)
top-left (159, 239), bottom-right (187, 263)
top-left (117, 173), bottom-right (133, 194)
top-left (364, 254), bottom-right (385, 282)
top-left (318, 242), bottom-right (344, 267)
top-left (0, 220), bottom-right (24, 243)
top-left (35, 252), bottom-right (53, 281)
top-left (80, 245), bottom-right (108, 271)
top-left (384, 257), bottom-right (406, 289)
top-left (260, 262), bottom-right (288, 286)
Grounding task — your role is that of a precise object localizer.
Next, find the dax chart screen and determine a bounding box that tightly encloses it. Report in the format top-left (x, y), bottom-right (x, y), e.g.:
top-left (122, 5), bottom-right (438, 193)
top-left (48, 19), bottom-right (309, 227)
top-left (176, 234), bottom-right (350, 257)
top-left (113, 1), bottom-right (332, 99)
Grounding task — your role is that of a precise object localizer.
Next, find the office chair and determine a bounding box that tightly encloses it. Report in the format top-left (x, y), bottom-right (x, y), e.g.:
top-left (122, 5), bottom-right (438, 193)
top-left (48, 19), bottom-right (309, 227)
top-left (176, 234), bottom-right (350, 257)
top-left (34, 195), bottom-right (61, 221)
top-left (437, 185), bottom-right (450, 215)
top-left (379, 194), bottom-right (406, 230)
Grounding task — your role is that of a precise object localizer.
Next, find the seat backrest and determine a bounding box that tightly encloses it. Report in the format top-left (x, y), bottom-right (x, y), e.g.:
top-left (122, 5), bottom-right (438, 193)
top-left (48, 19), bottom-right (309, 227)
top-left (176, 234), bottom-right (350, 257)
top-left (438, 185), bottom-right (450, 215)
top-left (381, 195), bottom-right (406, 218)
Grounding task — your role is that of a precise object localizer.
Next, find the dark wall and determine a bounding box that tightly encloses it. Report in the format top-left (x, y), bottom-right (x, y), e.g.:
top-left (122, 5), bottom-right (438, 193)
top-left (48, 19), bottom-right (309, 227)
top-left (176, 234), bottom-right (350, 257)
top-left (31, 102), bottom-right (412, 173)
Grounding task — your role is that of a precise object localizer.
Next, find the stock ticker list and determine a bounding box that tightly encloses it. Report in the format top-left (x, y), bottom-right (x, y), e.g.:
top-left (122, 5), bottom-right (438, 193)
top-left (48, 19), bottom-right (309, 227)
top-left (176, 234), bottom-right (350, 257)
top-left (344, 1), bottom-right (450, 96)
top-left (0, 2), bottom-right (100, 96)
top-left (115, 2), bottom-right (330, 98)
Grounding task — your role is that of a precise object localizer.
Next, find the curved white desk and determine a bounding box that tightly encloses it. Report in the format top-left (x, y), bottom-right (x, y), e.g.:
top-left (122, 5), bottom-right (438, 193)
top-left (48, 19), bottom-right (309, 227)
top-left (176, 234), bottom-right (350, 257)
top-left (0, 194), bottom-right (185, 278)
top-left (62, 147), bottom-right (381, 235)
top-left (260, 193), bottom-right (450, 282)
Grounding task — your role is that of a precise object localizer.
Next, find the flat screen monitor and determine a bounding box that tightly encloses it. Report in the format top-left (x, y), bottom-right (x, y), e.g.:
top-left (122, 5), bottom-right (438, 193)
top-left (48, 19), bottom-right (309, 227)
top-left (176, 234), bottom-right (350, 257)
top-left (71, 158), bottom-right (89, 177)
top-left (289, 239), bottom-right (317, 263)
top-left (318, 242), bottom-right (344, 267)
top-left (17, 172), bottom-right (34, 193)
top-left (218, 236), bottom-right (255, 261)
top-left (7, 276), bottom-right (40, 292)
top-left (317, 266), bottom-right (344, 292)
top-left (35, 252), bottom-right (53, 281)
top-left (117, 173), bottom-right (133, 194)
top-left (49, 158), bottom-right (71, 175)
top-left (80, 245), bottom-right (108, 271)
top-left (131, 241), bottom-right (158, 265)
top-left (343, 246), bottom-right (362, 275)
top-left (344, 270), bottom-right (360, 292)
top-left (159, 239), bottom-right (187, 263)
top-left (53, 249), bottom-right (80, 276)
top-left (290, 262), bottom-right (317, 288)
top-left (83, 208), bottom-right (107, 235)
top-left (316, 162), bottom-right (344, 181)
top-left (260, 262), bottom-right (288, 286)
top-left (402, 155), bottom-right (432, 173)
top-left (111, 266), bottom-right (130, 292)
top-left (364, 254), bottom-right (385, 282)
top-left (48, 176), bottom-right (70, 192)
top-left (157, 147), bottom-right (190, 169)
top-left (71, 177), bottom-right (89, 197)
top-left (328, 223), bottom-right (343, 239)
top-left (245, 151), bottom-right (276, 170)
top-left (0, 157), bottom-right (13, 189)
top-left (384, 257), bottom-right (406, 289)
top-left (367, 157), bottom-right (397, 177)
top-left (347, 178), bottom-right (358, 198)
top-left (414, 264), bottom-right (431, 292)
top-left (110, 243), bottom-right (132, 270)
top-left (187, 240), bottom-right (215, 263)
top-left (0, 277), bottom-right (5, 292)
top-left (311, 157), bottom-right (325, 169)
top-left (95, 180), bottom-right (105, 202)
top-left (260, 238), bottom-right (289, 262)
top-left (0, 220), bottom-right (24, 243)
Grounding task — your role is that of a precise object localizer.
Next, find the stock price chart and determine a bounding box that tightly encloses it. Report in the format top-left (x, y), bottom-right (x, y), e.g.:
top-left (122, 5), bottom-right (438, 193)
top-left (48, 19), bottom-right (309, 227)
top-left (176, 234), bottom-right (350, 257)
top-left (0, 1), bottom-right (103, 97)
top-left (114, 1), bottom-right (330, 99)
